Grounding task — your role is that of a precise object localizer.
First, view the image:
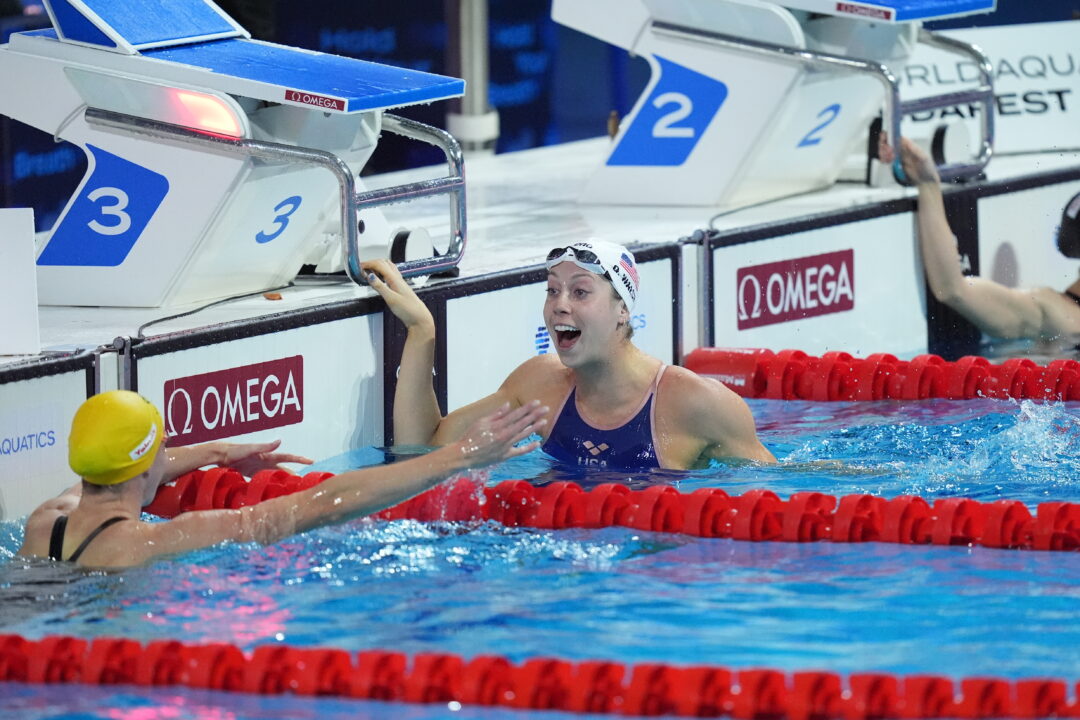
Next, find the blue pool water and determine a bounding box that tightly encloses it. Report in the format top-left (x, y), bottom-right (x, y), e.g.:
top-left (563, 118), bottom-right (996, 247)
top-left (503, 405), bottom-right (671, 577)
top-left (1, 398), bottom-right (1079, 719)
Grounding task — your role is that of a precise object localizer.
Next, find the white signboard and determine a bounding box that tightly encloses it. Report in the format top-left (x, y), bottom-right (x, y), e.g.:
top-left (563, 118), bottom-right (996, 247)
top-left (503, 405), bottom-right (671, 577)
top-left (713, 214), bottom-right (926, 357)
top-left (0, 208), bottom-right (40, 355)
top-left (445, 259), bottom-right (676, 410)
top-left (978, 181), bottom-right (1080, 289)
top-left (135, 315), bottom-right (383, 462)
top-left (0, 372), bottom-right (88, 521)
top-left (900, 21), bottom-right (1080, 154)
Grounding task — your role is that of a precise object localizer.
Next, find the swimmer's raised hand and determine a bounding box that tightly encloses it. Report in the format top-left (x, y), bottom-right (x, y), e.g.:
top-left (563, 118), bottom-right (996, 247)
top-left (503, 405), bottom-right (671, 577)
top-left (452, 400), bottom-right (548, 470)
top-left (878, 134), bottom-right (940, 187)
top-left (362, 258), bottom-right (435, 332)
top-left (217, 439), bottom-right (314, 477)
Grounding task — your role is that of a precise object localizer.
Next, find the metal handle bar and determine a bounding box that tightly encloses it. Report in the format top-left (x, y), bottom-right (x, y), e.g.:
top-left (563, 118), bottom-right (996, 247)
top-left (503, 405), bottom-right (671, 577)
top-left (651, 20), bottom-right (995, 185)
top-left (352, 113), bottom-right (466, 281)
top-left (84, 107), bottom-right (466, 289)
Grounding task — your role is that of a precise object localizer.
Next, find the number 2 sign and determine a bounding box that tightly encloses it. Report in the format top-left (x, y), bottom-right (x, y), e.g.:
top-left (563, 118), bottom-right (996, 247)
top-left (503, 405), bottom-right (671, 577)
top-left (607, 56), bottom-right (728, 167)
top-left (38, 145), bottom-right (169, 267)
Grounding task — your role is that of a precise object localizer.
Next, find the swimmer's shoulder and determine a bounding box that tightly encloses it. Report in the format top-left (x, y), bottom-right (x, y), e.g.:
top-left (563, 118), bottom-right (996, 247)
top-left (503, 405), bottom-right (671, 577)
top-left (659, 365), bottom-right (742, 405)
top-left (502, 354), bottom-right (573, 403)
top-left (17, 489), bottom-right (82, 558)
top-left (1032, 286), bottom-right (1080, 334)
top-left (657, 365), bottom-right (753, 427)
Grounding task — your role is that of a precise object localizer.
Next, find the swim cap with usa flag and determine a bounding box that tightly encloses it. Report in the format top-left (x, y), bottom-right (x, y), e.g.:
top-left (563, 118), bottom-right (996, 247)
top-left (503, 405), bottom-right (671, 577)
top-left (545, 239), bottom-right (639, 310)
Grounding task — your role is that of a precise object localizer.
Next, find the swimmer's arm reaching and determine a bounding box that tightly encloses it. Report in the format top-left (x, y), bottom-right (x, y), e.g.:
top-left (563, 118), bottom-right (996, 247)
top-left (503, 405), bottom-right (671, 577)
top-left (364, 259), bottom-right (534, 447)
top-left (134, 402), bottom-right (548, 563)
top-left (363, 259), bottom-right (444, 445)
top-left (883, 137), bottom-right (1045, 339)
top-left (164, 441), bottom-right (313, 482)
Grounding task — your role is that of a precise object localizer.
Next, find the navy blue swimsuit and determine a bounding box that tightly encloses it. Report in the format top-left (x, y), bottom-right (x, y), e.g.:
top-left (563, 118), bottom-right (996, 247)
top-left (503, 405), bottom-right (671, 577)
top-left (542, 366), bottom-right (666, 470)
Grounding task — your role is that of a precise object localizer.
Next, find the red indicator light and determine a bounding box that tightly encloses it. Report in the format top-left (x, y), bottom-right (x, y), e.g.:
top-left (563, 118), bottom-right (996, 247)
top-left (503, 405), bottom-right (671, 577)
top-left (172, 90), bottom-right (243, 138)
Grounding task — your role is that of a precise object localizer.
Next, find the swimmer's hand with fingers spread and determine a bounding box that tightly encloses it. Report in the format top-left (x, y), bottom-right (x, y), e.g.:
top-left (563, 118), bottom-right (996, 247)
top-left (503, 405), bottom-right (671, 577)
top-left (452, 401), bottom-right (548, 469)
top-left (162, 440), bottom-right (313, 489)
top-left (216, 440), bottom-right (313, 476)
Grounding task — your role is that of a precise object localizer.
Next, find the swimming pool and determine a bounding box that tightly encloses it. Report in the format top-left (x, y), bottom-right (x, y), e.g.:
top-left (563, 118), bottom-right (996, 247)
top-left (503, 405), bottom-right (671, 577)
top-left (1, 397), bottom-right (1078, 719)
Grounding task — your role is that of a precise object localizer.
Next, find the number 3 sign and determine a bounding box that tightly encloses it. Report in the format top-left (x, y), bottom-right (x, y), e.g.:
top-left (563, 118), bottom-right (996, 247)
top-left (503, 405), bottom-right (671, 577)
top-left (38, 144), bottom-right (169, 267)
top-left (607, 57), bottom-right (728, 167)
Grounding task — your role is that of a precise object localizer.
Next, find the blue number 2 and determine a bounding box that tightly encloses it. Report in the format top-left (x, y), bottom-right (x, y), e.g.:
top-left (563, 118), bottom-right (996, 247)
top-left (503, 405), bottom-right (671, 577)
top-left (797, 104), bottom-right (842, 148)
top-left (256, 196), bottom-right (302, 244)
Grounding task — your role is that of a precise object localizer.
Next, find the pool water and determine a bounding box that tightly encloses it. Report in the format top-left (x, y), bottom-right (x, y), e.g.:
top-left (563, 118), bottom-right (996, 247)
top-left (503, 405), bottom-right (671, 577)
top-left (1, 398), bottom-right (1078, 720)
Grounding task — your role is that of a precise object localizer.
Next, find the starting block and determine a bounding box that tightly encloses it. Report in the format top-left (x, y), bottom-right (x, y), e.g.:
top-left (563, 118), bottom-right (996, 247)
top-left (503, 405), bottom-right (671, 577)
top-left (553, 0), bottom-right (998, 208)
top-left (0, 0), bottom-right (467, 307)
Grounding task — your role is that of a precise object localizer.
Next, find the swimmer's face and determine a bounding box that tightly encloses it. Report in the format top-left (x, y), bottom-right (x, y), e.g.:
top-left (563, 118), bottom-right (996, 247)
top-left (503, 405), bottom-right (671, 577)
top-left (545, 262), bottom-right (628, 366)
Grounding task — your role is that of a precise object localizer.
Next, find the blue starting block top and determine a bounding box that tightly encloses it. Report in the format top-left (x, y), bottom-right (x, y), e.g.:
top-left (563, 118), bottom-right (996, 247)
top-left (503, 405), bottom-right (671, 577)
top-left (782, 0), bottom-right (995, 22)
top-left (145, 39), bottom-right (465, 113)
top-left (45, 0), bottom-right (244, 52)
top-left (25, 0), bottom-right (464, 114)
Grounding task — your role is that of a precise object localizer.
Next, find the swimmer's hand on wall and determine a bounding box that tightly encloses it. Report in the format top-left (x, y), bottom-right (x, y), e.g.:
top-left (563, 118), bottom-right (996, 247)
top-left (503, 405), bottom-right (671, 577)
top-left (878, 134), bottom-right (940, 187)
top-left (451, 401), bottom-right (548, 470)
top-left (215, 439), bottom-right (314, 477)
top-left (362, 258), bottom-right (435, 332)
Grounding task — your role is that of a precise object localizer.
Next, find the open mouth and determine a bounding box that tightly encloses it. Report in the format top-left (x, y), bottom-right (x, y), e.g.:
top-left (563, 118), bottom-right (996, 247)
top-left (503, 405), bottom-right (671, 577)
top-left (553, 324), bottom-right (581, 350)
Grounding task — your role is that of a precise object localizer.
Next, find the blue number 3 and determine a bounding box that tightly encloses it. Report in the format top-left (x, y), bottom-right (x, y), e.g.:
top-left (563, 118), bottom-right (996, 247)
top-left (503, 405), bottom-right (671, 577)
top-left (256, 196), bottom-right (303, 244)
top-left (797, 104), bottom-right (842, 148)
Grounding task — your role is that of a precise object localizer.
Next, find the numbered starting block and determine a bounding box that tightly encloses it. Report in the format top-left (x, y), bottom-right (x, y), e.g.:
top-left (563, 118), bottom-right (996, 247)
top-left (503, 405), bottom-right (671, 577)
top-left (0, 0), bottom-right (466, 307)
top-left (553, 0), bottom-right (998, 208)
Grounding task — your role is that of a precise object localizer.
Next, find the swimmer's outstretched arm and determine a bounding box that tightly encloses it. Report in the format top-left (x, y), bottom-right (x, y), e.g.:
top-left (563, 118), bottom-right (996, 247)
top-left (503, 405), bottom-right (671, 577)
top-left (883, 137), bottom-right (1044, 339)
top-left (135, 402), bottom-right (548, 563)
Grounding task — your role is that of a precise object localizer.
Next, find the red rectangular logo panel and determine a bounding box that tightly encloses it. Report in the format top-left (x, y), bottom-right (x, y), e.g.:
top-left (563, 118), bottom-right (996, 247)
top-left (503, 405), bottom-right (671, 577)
top-left (736, 250), bottom-right (855, 330)
top-left (835, 2), bottom-right (893, 20)
top-left (284, 89), bottom-right (346, 111)
top-left (164, 356), bottom-right (304, 446)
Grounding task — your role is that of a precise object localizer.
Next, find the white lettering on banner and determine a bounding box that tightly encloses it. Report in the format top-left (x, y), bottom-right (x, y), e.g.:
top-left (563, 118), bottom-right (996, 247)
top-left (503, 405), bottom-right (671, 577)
top-left (899, 24), bottom-right (1080, 152)
top-left (0, 430), bottom-right (57, 456)
top-left (164, 356), bottom-right (304, 446)
top-left (284, 89), bottom-right (345, 111)
top-left (737, 250), bottom-right (855, 330)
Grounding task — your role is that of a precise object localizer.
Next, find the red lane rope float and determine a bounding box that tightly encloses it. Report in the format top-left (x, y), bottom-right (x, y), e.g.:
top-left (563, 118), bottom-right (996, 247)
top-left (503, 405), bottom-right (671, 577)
top-left (684, 348), bottom-right (1080, 402)
top-left (143, 471), bottom-right (1080, 552)
top-left (1, 633), bottom-right (1076, 718)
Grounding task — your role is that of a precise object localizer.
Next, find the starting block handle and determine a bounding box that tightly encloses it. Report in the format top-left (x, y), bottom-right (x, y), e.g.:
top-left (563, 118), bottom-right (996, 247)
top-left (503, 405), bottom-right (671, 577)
top-left (83, 108), bottom-right (466, 289)
top-left (896, 29), bottom-right (994, 184)
top-left (349, 114), bottom-right (466, 281)
top-left (651, 20), bottom-right (995, 186)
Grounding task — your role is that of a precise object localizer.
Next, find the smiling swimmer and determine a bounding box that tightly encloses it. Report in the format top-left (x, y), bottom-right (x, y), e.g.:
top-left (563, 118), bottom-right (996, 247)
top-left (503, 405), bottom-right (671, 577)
top-left (364, 240), bottom-right (775, 471)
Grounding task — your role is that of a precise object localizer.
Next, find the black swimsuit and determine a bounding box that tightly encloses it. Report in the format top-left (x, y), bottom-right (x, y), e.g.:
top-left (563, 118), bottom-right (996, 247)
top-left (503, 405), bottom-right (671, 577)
top-left (1064, 290), bottom-right (1080, 306)
top-left (48, 515), bottom-right (127, 563)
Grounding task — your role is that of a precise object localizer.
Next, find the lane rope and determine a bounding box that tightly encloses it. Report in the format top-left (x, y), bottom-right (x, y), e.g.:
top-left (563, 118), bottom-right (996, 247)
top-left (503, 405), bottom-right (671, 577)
top-left (683, 348), bottom-right (1080, 402)
top-left (144, 469), bottom-right (1080, 552)
top-left (0, 632), bottom-right (1075, 718)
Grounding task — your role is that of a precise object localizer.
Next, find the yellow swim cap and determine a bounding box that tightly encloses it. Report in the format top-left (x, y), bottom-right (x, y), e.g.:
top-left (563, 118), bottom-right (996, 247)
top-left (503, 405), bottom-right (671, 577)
top-left (69, 390), bottom-right (164, 486)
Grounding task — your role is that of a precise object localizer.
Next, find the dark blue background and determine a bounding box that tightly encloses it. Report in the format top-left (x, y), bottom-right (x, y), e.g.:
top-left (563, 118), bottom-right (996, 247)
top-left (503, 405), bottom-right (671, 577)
top-left (1, 0), bottom-right (1076, 230)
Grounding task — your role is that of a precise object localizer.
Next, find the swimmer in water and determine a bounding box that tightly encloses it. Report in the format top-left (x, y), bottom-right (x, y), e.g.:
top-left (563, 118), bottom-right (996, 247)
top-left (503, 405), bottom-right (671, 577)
top-left (881, 136), bottom-right (1080, 341)
top-left (363, 240), bottom-right (775, 471)
top-left (18, 390), bottom-right (547, 568)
